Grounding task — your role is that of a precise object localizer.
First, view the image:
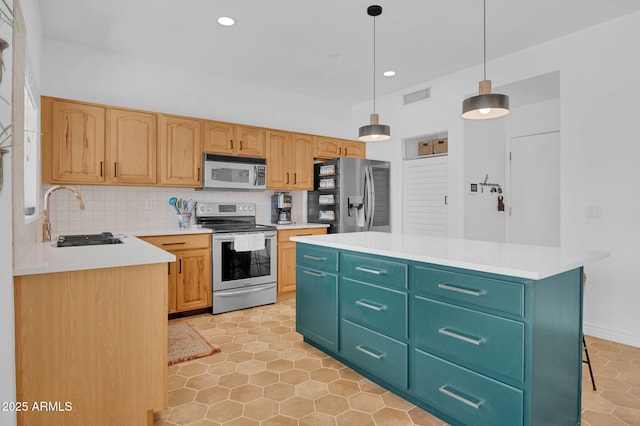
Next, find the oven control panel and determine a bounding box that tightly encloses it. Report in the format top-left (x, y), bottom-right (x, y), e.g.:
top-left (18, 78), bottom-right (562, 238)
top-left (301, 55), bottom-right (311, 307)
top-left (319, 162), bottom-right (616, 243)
top-left (196, 202), bottom-right (256, 217)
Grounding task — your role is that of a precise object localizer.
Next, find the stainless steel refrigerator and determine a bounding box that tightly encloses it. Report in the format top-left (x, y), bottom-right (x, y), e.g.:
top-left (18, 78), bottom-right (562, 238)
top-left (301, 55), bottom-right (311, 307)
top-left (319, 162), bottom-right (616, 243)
top-left (307, 157), bottom-right (391, 233)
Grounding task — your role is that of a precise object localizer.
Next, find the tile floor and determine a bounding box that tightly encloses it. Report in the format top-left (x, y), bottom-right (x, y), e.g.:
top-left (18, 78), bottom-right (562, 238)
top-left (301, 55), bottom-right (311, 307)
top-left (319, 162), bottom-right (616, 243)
top-left (155, 297), bottom-right (640, 426)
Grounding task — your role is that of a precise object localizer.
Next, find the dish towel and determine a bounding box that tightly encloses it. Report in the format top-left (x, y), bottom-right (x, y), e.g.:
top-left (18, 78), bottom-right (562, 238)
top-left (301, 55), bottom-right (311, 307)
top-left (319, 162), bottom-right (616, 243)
top-left (233, 233), bottom-right (265, 252)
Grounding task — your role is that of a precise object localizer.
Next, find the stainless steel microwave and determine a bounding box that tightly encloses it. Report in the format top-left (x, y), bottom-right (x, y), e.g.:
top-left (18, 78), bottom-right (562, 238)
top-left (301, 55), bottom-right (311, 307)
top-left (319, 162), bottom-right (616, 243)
top-left (202, 154), bottom-right (267, 191)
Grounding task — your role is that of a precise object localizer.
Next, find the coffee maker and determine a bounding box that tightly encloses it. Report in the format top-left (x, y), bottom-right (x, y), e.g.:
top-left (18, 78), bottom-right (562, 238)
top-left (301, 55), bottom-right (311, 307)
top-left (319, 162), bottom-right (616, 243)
top-left (271, 192), bottom-right (292, 225)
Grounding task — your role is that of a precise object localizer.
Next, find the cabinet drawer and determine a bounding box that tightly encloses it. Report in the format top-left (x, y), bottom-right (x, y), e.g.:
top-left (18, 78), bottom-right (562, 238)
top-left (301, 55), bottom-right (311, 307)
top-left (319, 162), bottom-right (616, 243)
top-left (340, 319), bottom-right (408, 390)
top-left (296, 267), bottom-right (338, 352)
top-left (277, 227), bottom-right (326, 242)
top-left (414, 296), bottom-right (524, 383)
top-left (140, 234), bottom-right (210, 250)
top-left (340, 278), bottom-right (408, 340)
top-left (297, 244), bottom-right (338, 272)
top-left (414, 349), bottom-right (523, 426)
top-left (412, 266), bottom-right (524, 317)
top-left (342, 253), bottom-right (407, 289)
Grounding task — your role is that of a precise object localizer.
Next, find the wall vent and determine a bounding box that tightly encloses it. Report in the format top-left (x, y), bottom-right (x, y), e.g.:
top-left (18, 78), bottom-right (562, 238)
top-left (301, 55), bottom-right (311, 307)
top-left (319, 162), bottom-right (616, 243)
top-left (403, 87), bottom-right (431, 105)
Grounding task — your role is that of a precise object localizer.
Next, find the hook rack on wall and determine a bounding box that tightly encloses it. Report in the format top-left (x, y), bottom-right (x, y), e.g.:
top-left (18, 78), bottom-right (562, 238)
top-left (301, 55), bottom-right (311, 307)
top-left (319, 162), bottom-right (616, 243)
top-left (477, 174), bottom-right (503, 193)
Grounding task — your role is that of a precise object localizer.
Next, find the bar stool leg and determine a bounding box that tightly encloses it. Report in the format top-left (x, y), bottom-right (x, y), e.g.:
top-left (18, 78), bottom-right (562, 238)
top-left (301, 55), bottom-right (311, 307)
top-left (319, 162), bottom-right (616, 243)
top-left (583, 335), bottom-right (597, 391)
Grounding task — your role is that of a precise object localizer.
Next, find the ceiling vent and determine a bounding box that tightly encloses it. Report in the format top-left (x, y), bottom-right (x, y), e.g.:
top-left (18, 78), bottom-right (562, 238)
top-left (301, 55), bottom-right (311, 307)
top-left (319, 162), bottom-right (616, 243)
top-left (403, 87), bottom-right (431, 105)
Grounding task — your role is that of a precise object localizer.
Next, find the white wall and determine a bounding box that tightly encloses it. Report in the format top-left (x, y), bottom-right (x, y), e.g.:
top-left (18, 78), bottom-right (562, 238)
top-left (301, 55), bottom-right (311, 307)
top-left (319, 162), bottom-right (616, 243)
top-left (41, 39), bottom-right (353, 138)
top-left (354, 11), bottom-right (640, 347)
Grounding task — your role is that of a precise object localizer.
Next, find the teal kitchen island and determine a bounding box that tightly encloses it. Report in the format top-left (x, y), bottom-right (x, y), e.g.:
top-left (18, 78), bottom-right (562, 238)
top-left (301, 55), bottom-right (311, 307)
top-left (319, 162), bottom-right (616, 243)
top-left (291, 232), bottom-right (609, 426)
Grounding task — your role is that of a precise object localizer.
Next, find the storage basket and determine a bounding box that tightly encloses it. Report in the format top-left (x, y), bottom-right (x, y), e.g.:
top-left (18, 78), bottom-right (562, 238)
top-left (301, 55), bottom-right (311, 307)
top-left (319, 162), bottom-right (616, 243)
top-left (418, 140), bottom-right (434, 156)
top-left (433, 138), bottom-right (448, 154)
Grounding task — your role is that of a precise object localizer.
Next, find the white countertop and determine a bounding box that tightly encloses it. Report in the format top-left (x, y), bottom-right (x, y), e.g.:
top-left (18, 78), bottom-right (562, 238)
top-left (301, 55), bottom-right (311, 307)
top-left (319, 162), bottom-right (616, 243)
top-left (274, 223), bottom-right (330, 230)
top-left (14, 235), bottom-right (177, 276)
top-left (291, 232), bottom-right (610, 280)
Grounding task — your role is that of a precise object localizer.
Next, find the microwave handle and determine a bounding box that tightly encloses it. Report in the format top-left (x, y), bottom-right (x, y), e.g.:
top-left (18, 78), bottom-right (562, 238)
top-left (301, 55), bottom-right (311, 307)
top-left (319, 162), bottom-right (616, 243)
top-left (254, 165), bottom-right (258, 186)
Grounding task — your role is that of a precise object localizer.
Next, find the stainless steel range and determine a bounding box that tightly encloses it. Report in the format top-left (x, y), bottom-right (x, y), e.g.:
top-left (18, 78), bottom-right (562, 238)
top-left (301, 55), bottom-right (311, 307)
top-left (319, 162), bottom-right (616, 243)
top-left (195, 201), bottom-right (277, 314)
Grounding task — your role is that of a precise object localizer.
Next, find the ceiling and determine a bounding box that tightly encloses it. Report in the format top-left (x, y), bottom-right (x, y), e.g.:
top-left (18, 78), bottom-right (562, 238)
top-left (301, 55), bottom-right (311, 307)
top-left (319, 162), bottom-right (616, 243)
top-left (37, 0), bottom-right (640, 105)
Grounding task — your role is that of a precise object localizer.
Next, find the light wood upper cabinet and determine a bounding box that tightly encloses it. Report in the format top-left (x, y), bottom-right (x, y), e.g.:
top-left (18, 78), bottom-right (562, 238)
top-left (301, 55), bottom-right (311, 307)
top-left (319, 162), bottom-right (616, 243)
top-left (203, 121), bottom-right (265, 157)
top-left (158, 114), bottom-right (202, 187)
top-left (235, 125), bottom-right (266, 157)
top-left (108, 108), bottom-right (157, 184)
top-left (266, 130), bottom-right (314, 190)
top-left (45, 97), bottom-right (107, 184)
top-left (291, 133), bottom-right (314, 189)
top-left (315, 136), bottom-right (366, 159)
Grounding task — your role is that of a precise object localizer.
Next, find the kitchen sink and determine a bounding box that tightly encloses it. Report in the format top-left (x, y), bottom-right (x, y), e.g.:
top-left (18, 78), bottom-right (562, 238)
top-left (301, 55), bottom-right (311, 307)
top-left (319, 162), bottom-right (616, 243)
top-left (56, 232), bottom-right (123, 247)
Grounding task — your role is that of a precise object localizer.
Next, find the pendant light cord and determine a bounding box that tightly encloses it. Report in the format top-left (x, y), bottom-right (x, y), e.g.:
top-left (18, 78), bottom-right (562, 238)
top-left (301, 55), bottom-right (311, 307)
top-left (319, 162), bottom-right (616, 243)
top-left (483, 0), bottom-right (487, 80)
top-left (372, 13), bottom-right (377, 114)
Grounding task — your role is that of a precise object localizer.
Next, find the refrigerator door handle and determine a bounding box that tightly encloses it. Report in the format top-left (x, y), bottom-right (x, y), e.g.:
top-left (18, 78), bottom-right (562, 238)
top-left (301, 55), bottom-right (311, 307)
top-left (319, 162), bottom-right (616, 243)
top-left (363, 167), bottom-right (369, 230)
top-left (368, 166), bottom-right (376, 230)
top-left (364, 165), bottom-right (375, 231)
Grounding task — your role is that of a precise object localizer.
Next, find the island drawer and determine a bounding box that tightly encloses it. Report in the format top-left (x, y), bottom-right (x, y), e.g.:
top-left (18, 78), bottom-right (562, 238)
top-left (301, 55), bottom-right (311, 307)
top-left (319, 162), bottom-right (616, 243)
top-left (342, 253), bottom-right (408, 289)
top-left (340, 319), bottom-right (408, 390)
top-left (412, 266), bottom-right (524, 317)
top-left (140, 234), bottom-right (210, 250)
top-left (297, 244), bottom-right (339, 272)
top-left (413, 296), bottom-right (524, 383)
top-left (413, 349), bottom-right (523, 426)
top-left (340, 278), bottom-right (408, 340)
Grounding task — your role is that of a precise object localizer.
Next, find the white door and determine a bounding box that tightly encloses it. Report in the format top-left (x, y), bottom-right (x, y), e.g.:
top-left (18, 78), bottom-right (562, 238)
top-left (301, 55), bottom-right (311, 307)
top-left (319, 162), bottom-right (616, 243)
top-left (508, 132), bottom-right (560, 246)
top-left (403, 156), bottom-right (448, 236)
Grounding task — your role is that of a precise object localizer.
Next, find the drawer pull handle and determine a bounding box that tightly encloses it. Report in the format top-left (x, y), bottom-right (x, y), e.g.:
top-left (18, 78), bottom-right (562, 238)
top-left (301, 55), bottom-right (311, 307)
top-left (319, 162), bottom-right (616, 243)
top-left (438, 283), bottom-right (486, 297)
top-left (438, 328), bottom-right (485, 346)
top-left (438, 386), bottom-right (483, 409)
top-left (303, 270), bottom-right (326, 278)
top-left (303, 254), bottom-right (326, 261)
top-left (162, 242), bottom-right (187, 246)
top-left (355, 345), bottom-right (384, 360)
top-left (355, 300), bottom-right (387, 312)
top-left (355, 266), bottom-right (387, 275)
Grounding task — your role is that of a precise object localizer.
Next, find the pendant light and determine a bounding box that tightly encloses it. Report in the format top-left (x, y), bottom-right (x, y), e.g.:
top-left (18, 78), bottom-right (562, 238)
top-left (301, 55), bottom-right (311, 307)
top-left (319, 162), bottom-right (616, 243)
top-left (359, 5), bottom-right (391, 141)
top-left (462, 0), bottom-right (509, 120)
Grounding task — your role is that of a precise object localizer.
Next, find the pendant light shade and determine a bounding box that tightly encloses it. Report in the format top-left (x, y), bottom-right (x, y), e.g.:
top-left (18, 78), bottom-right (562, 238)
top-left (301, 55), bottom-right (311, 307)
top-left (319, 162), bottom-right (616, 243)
top-left (359, 5), bottom-right (390, 141)
top-left (462, 0), bottom-right (509, 120)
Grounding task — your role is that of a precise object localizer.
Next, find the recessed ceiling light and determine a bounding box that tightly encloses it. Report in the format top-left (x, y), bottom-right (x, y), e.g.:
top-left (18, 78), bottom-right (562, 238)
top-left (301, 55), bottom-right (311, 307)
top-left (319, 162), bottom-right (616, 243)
top-left (383, 70), bottom-right (396, 77)
top-left (217, 16), bottom-right (236, 26)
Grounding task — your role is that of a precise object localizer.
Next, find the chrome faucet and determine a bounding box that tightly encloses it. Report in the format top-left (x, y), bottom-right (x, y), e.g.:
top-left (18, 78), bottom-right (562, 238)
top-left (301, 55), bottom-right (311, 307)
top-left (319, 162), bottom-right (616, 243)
top-left (42, 185), bottom-right (86, 242)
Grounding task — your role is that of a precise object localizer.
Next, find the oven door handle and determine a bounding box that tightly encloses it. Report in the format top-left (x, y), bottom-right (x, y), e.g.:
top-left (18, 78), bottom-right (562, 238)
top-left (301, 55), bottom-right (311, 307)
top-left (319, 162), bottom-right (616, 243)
top-left (214, 232), bottom-right (276, 242)
top-left (216, 284), bottom-right (276, 297)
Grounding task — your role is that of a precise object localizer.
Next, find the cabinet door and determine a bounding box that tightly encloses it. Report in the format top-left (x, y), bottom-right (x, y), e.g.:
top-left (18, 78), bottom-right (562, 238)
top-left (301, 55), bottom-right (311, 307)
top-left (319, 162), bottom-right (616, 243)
top-left (315, 136), bottom-right (341, 159)
top-left (158, 115), bottom-right (202, 187)
top-left (278, 241), bottom-right (297, 293)
top-left (235, 125), bottom-right (265, 157)
top-left (342, 140), bottom-right (366, 158)
top-left (203, 120), bottom-right (234, 154)
top-left (50, 100), bottom-right (106, 183)
top-left (109, 108), bottom-right (157, 184)
top-left (266, 130), bottom-right (291, 189)
top-left (167, 259), bottom-right (178, 313)
top-left (296, 266), bottom-right (338, 351)
top-left (176, 248), bottom-right (212, 311)
top-left (291, 134), bottom-right (314, 190)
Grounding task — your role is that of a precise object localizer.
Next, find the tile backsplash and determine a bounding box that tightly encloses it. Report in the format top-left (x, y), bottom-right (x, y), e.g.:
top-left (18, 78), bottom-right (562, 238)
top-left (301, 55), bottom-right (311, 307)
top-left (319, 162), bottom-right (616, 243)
top-left (45, 185), bottom-right (305, 237)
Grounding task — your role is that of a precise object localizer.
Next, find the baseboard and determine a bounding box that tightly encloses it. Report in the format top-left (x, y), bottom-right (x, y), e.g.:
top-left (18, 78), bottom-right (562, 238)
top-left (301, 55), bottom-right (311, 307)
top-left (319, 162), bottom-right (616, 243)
top-left (584, 322), bottom-right (640, 348)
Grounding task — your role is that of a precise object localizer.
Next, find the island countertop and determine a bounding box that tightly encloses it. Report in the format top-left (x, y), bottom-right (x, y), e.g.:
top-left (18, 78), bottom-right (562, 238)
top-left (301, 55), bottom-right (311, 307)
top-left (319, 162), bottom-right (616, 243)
top-left (291, 231), bottom-right (610, 279)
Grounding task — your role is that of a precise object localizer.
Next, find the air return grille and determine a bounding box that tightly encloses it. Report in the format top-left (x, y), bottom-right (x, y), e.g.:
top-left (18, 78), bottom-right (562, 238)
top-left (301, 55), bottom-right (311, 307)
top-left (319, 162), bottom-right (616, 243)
top-left (403, 87), bottom-right (431, 105)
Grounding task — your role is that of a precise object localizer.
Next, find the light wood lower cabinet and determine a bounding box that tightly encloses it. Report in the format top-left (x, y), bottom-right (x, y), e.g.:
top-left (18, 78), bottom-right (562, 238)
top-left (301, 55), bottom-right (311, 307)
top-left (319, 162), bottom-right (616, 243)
top-left (14, 264), bottom-right (168, 426)
top-left (277, 227), bottom-right (327, 294)
top-left (140, 234), bottom-right (211, 313)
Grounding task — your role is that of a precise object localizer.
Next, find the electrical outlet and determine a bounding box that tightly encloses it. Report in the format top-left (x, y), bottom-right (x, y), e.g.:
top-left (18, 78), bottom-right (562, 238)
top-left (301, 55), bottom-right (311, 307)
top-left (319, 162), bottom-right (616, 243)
top-left (585, 205), bottom-right (602, 218)
top-left (145, 199), bottom-right (153, 210)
